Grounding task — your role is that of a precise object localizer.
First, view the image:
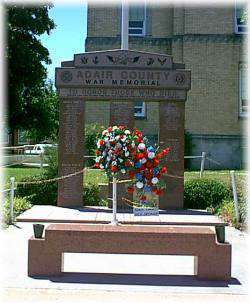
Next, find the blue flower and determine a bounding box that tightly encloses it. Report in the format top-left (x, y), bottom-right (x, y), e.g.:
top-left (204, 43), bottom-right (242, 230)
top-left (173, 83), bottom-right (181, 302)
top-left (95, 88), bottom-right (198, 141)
top-left (135, 173), bottom-right (142, 180)
top-left (135, 161), bottom-right (142, 168)
top-left (147, 146), bottom-right (155, 152)
top-left (144, 185), bottom-right (151, 192)
top-left (153, 168), bottom-right (159, 175)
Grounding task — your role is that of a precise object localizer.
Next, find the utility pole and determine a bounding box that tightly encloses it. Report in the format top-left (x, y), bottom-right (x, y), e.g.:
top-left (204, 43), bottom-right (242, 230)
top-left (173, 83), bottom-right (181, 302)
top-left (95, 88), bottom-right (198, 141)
top-left (121, 0), bottom-right (129, 50)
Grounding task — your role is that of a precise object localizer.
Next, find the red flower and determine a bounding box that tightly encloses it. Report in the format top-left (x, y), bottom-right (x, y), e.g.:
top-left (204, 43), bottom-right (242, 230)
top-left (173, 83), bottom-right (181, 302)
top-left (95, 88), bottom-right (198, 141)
top-left (153, 158), bottom-right (159, 166)
top-left (108, 127), bottom-right (112, 132)
top-left (128, 170), bottom-right (135, 178)
top-left (140, 195), bottom-right (147, 201)
top-left (125, 160), bottom-right (132, 167)
top-left (156, 152), bottom-right (163, 159)
top-left (95, 150), bottom-right (101, 155)
top-left (146, 161), bottom-right (153, 168)
top-left (138, 153), bottom-right (144, 159)
top-left (163, 147), bottom-right (171, 156)
top-left (161, 166), bottom-right (167, 173)
top-left (127, 186), bottom-right (134, 193)
top-left (111, 166), bottom-right (117, 172)
top-left (155, 189), bottom-right (163, 196)
top-left (94, 163), bottom-right (100, 168)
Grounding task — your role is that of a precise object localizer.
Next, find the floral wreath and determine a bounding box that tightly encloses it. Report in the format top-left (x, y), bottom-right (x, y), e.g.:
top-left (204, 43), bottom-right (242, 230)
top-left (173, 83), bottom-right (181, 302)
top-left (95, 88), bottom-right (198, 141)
top-left (95, 126), bottom-right (170, 201)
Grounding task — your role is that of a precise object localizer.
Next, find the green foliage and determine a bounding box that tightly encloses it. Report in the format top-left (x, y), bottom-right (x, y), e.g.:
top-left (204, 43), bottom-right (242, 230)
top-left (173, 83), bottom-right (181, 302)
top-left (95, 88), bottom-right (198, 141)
top-left (43, 146), bottom-right (58, 177)
top-left (16, 147), bottom-right (103, 206)
top-left (16, 147), bottom-right (58, 205)
top-left (16, 173), bottom-right (58, 205)
top-left (7, 5), bottom-right (56, 142)
top-left (85, 124), bottom-right (105, 166)
top-left (184, 178), bottom-right (231, 209)
top-left (3, 196), bottom-right (32, 225)
top-left (24, 82), bottom-right (59, 142)
top-left (83, 183), bottom-right (101, 206)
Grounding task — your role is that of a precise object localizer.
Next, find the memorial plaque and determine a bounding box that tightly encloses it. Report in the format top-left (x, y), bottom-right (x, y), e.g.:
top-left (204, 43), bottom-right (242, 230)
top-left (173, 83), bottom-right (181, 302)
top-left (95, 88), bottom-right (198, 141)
top-left (55, 49), bottom-right (191, 209)
top-left (159, 101), bottom-right (185, 209)
top-left (57, 99), bottom-right (85, 207)
top-left (56, 68), bottom-right (190, 90)
top-left (58, 87), bottom-right (187, 101)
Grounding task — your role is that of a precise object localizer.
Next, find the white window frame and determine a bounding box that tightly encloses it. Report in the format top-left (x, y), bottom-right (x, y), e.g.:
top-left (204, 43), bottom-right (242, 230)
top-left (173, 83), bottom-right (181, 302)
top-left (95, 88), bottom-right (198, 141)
top-left (134, 101), bottom-right (146, 118)
top-left (239, 63), bottom-right (248, 117)
top-left (234, 0), bottom-right (248, 34)
top-left (128, 3), bottom-right (146, 37)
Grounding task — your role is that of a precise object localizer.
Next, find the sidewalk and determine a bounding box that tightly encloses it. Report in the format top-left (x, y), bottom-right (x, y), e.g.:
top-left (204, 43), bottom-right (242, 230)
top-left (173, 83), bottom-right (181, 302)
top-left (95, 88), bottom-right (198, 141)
top-left (1, 222), bottom-right (249, 303)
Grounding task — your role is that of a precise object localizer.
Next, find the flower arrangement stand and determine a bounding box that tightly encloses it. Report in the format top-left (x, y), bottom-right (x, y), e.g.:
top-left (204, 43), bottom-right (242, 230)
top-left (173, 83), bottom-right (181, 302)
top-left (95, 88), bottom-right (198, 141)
top-left (111, 177), bottom-right (119, 225)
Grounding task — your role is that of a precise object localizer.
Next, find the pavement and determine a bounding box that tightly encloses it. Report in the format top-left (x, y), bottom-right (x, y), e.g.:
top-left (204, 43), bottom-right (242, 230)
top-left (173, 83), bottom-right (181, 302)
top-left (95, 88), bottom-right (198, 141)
top-left (0, 221), bottom-right (249, 303)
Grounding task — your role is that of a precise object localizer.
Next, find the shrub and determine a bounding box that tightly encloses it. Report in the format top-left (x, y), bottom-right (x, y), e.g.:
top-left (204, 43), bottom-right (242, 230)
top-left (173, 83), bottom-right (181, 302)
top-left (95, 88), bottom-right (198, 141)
top-left (184, 178), bottom-right (231, 209)
top-left (3, 196), bottom-right (32, 225)
top-left (85, 123), bottom-right (105, 167)
top-left (16, 174), bottom-right (58, 205)
top-left (83, 183), bottom-right (101, 206)
top-left (16, 135), bottom-right (105, 207)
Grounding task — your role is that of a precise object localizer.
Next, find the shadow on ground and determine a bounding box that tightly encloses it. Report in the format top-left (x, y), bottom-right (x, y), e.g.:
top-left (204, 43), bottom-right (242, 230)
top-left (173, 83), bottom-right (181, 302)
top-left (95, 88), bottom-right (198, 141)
top-left (34, 273), bottom-right (241, 287)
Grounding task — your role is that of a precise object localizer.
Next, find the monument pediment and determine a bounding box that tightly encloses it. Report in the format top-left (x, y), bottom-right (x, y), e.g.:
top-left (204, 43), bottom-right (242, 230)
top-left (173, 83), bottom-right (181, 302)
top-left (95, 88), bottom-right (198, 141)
top-left (72, 49), bottom-right (174, 69)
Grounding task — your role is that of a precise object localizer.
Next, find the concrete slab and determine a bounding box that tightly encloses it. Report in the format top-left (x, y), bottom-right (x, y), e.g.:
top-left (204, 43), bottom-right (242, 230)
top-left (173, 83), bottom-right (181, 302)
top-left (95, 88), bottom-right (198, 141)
top-left (0, 222), bottom-right (249, 298)
top-left (17, 205), bottom-right (227, 226)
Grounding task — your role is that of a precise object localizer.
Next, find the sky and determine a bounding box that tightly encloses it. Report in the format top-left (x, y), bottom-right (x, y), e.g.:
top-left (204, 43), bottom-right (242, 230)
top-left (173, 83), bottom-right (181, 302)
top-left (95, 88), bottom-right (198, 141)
top-left (40, 2), bottom-right (87, 82)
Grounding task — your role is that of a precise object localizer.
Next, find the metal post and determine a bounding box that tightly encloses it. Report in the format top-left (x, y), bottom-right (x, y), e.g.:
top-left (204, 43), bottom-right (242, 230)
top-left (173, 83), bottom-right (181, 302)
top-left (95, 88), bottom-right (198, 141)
top-left (230, 170), bottom-right (240, 223)
top-left (10, 177), bottom-right (15, 224)
top-left (199, 152), bottom-right (206, 178)
top-left (111, 177), bottom-right (118, 225)
top-left (121, 0), bottom-right (129, 50)
top-left (40, 152), bottom-right (44, 169)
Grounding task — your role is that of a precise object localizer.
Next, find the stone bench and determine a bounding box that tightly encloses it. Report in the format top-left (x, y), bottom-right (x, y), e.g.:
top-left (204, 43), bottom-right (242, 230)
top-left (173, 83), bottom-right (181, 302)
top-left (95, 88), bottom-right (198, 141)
top-left (28, 224), bottom-right (231, 281)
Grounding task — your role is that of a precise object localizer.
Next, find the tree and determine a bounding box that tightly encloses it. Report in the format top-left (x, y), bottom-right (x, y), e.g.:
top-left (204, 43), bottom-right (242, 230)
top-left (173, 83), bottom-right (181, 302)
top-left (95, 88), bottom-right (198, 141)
top-left (25, 81), bottom-right (59, 143)
top-left (6, 5), bottom-right (56, 144)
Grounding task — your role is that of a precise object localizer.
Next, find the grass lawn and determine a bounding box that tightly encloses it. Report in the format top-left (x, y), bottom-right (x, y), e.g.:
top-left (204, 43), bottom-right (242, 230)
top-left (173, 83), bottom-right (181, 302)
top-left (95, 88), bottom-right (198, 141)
top-left (3, 165), bottom-right (44, 188)
top-left (3, 165), bottom-right (246, 188)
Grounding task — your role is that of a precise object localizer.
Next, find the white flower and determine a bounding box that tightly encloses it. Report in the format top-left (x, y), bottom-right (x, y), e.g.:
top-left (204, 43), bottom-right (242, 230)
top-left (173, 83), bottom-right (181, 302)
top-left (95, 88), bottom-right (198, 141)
top-left (112, 161), bottom-right (117, 166)
top-left (141, 158), bottom-right (147, 164)
top-left (121, 136), bottom-right (127, 142)
top-left (125, 151), bottom-right (129, 157)
top-left (95, 156), bottom-right (101, 163)
top-left (136, 181), bottom-right (144, 189)
top-left (138, 143), bottom-right (146, 150)
top-left (119, 158), bottom-right (123, 163)
top-left (131, 141), bottom-right (135, 148)
top-left (125, 130), bottom-right (131, 135)
top-left (116, 143), bottom-right (122, 149)
top-left (112, 126), bottom-right (118, 131)
top-left (121, 169), bottom-right (126, 174)
top-left (106, 156), bottom-right (111, 162)
top-left (151, 177), bottom-right (159, 184)
top-left (148, 152), bottom-right (155, 159)
top-left (100, 164), bottom-right (104, 169)
top-left (115, 135), bottom-right (121, 140)
top-left (102, 130), bottom-right (108, 136)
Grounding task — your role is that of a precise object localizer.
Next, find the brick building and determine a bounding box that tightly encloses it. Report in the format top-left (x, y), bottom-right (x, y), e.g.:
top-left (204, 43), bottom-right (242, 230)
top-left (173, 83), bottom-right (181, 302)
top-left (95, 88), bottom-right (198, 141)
top-left (85, 2), bottom-right (248, 169)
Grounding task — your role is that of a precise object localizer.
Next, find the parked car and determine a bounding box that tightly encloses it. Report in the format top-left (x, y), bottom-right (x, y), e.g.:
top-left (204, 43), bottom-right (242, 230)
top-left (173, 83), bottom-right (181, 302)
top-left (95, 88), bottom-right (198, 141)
top-left (24, 144), bottom-right (53, 155)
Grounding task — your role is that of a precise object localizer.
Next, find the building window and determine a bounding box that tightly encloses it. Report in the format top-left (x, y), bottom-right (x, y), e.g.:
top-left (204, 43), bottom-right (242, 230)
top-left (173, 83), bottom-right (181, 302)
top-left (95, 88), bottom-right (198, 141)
top-left (134, 101), bottom-right (146, 118)
top-left (235, 1), bottom-right (247, 34)
top-left (239, 63), bottom-right (248, 117)
top-left (129, 3), bottom-right (146, 36)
